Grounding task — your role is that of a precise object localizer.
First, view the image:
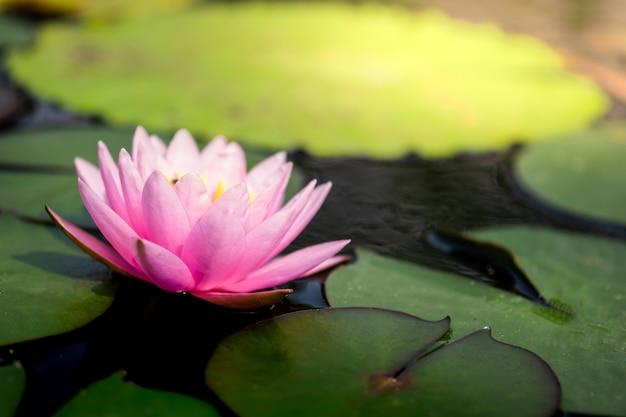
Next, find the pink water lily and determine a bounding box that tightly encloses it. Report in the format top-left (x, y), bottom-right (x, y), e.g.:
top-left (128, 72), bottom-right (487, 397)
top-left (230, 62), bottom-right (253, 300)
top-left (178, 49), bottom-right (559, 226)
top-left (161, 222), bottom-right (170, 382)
top-left (47, 127), bottom-right (350, 309)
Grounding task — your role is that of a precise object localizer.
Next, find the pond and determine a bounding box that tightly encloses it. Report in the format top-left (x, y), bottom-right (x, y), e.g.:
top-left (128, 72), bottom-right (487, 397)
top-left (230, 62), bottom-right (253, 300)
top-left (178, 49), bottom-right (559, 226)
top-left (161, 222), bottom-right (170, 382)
top-left (0, 1), bottom-right (625, 417)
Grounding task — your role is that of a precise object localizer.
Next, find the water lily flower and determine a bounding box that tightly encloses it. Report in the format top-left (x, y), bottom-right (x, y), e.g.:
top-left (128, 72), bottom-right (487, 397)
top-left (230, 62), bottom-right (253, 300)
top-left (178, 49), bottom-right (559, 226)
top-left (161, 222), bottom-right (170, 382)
top-left (46, 127), bottom-right (350, 309)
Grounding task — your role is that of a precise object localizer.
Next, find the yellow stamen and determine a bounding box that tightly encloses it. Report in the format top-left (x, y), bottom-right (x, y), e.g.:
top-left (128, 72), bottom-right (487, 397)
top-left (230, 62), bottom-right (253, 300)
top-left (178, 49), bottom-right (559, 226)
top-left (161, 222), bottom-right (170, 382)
top-left (169, 172), bottom-right (184, 186)
top-left (249, 192), bottom-right (258, 203)
top-left (213, 179), bottom-right (227, 201)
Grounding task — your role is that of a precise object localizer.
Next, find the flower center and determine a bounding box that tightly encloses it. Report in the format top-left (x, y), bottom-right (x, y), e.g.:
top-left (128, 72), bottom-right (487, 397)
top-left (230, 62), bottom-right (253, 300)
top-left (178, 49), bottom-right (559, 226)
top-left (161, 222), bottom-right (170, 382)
top-left (168, 173), bottom-right (256, 203)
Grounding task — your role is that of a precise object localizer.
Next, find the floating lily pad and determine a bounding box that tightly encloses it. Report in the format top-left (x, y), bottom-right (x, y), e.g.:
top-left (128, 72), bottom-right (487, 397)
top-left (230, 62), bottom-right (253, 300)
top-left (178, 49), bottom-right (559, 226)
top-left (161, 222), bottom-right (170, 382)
top-left (206, 308), bottom-right (559, 417)
top-left (6, 3), bottom-right (607, 158)
top-left (0, 362), bottom-right (26, 417)
top-left (53, 371), bottom-right (220, 417)
top-left (326, 228), bottom-right (626, 415)
top-left (0, 126), bottom-right (302, 226)
top-left (0, 214), bottom-right (117, 345)
top-left (515, 122), bottom-right (626, 224)
top-left (0, 126), bottom-right (133, 169)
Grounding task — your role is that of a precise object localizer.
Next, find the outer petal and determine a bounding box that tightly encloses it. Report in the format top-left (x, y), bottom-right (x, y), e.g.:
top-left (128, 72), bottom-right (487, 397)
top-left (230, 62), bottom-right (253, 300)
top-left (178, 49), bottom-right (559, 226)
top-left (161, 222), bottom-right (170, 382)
top-left (78, 178), bottom-right (140, 269)
top-left (181, 200), bottom-right (247, 291)
top-left (97, 141), bottom-right (130, 224)
top-left (166, 128), bottom-right (201, 173)
top-left (190, 288), bottom-right (293, 310)
top-left (118, 149), bottom-right (146, 236)
top-left (46, 205), bottom-right (147, 280)
top-left (141, 171), bottom-right (191, 255)
top-left (132, 238), bottom-right (195, 292)
top-left (75, 157), bottom-right (106, 202)
top-left (220, 206), bottom-right (297, 289)
top-left (220, 239), bottom-right (350, 292)
top-left (276, 182), bottom-right (332, 250)
top-left (300, 254), bottom-right (352, 277)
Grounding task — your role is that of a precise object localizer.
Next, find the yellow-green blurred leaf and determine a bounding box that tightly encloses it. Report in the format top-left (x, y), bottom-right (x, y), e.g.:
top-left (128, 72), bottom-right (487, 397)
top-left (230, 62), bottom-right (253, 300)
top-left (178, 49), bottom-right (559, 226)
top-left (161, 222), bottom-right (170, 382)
top-left (7, 3), bottom-right (608, 157)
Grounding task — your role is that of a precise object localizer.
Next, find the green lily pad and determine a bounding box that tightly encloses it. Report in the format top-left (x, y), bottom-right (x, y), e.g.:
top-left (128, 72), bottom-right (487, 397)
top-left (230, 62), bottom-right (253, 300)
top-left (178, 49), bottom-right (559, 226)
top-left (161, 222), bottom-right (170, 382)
top-left (206, 308), bottom-right (559, 417)
top-left (326, 228), bottom-right (626, 415)
top-left (0, 126), bottom-right (302, 226)
top-left (515, 122), bottom-right (626, 224)
top-left (53, 371), bottom-right (220, 417)
top-left (0, 362), bottom-right (26, 417)
top-left (0, 214), bottom-right (117, 345)
top-left (0, 126), bottom-right (133, 169)
top-left (6, 3), bottom-right (607, 158)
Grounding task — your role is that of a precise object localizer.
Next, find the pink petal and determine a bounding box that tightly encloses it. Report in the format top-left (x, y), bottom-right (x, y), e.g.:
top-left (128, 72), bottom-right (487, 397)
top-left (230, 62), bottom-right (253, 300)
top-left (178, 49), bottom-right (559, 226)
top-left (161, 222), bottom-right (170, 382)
top-left (141, 171), bottom-right (191, 254)
top-left (209, 183), bottom-right (250, 223)
top-left (118, 149), bottom-right (146, 236)
top-left (301, 254), bottom-right (352, 276)
top-left (180, 202), bottom-right (247, 291)
top-left (246, 162), bottom-right (293, 229)
top-left (131, 126), bottom-right (150, 163)
top-left (46, 205), bottom-right (147, 280)
top-left (221, 239), bottom-right (350, 292)
top-left (75, 157), bottom-right (106, 202)
top-left (98, 141), bottom-right (130, 225)
top-left (190, 288), bottom-right (293, 309)
top-left (166, 129), bottom-right (201, 173)
top-left (174, 173), bottom-right (211, 227)
top-left (246, 151), bottom-right (287, 193)
top-left (276, 182), bottom-right (332, 250)
top-left (202, 142), bottom-right (247, 194)
top-left (78, 178), bottom-right (140, 269)
top-left (149, 134), bottom-right (168, 156)
top-left (221, 206), bottom-right (297, 288)
top-left (198, 135), bottom-right (228, 168)
top-left (263, 162), bottom-right (293, 216)
top-left (132, 238), bottom-right (195, 292)
top-left (133, 130), bottom-right (170, 180)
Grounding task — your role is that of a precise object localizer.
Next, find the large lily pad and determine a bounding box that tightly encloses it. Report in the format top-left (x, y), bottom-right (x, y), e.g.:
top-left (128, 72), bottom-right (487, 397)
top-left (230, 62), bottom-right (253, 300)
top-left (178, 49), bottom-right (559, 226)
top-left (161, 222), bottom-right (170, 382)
top-left (0, 362), bottom-right (26, 417)
top-left (6, 3), bottom-right (607, 158)
top-left (0, 126), bottom-right (302, 226)
top-left (326, 228), bottom-right (626, 415)
top-left (206, 308), bottom-right (560, 417)
top-left (53, 371), bottom-right (220, 417)
top-left (0, 214), bottom-right (117, 345)
top-left (515, 122), bottom-right (626, 224)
